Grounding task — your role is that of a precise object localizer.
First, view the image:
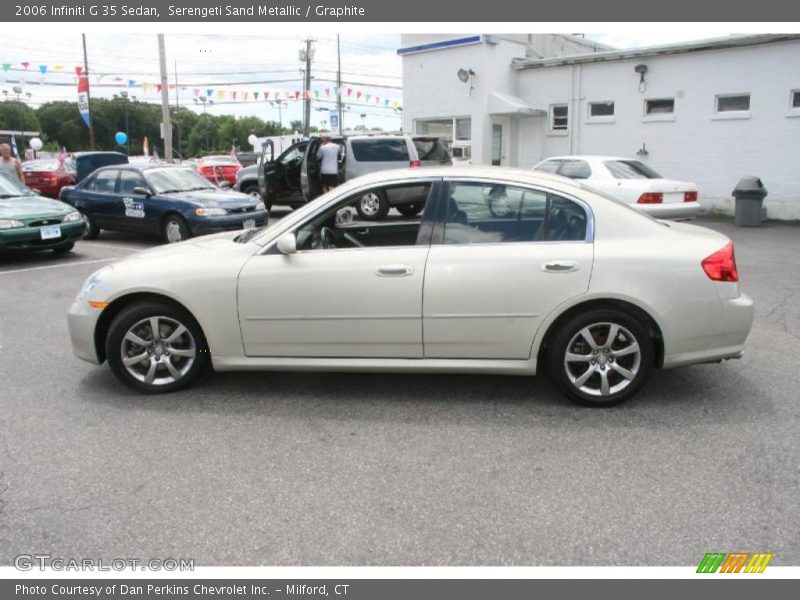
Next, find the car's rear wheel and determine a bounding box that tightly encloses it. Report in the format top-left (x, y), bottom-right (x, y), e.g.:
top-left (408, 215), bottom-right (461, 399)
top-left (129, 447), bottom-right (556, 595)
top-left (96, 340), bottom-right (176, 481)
top-left (80, 211), bottom-right (100, 240)
top-left (162, 214), bottom-right (191, 244)
top-left (106, 301), bottom-right (209, 394)
top-left (397, 202), bottom-right (424, 217)
top-left (547, 309), bottom-right (653, 407)
top-left (355, 191), bottom-right (389, 220)
top-left (241, 183), bottom-right (263, 202)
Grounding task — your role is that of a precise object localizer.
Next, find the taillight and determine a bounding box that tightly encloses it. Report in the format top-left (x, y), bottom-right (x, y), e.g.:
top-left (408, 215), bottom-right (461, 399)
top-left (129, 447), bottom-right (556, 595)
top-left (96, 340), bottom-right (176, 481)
top-left (702, 242), bottom-right (739, 282)
top-left (409, 160), bottom-right (421, 168)
top-left (637, 192), bottom-right (663, 204)
top-left (684, 191), bottom-right (698, 203)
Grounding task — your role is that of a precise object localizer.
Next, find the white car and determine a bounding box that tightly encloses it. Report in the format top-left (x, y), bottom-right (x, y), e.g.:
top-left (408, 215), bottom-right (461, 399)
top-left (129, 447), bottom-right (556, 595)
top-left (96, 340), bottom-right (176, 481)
top-left (67, 166), bottom-right (753, 407)
top-left (533, 156), bottom-right (701, 220)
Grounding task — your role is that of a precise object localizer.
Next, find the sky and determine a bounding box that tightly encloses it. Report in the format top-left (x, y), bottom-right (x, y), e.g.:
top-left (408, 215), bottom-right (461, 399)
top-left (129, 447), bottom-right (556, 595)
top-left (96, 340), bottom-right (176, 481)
top-left (1, 31), bottom-right (721, 133)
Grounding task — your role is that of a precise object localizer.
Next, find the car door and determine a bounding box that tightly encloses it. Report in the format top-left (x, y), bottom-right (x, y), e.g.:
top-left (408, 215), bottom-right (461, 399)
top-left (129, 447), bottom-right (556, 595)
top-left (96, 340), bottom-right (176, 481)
top-left (422, 179), bottom-right (594, 359)
top-left (117, 169), bottom-right (156, 233)
top-left (263, 142), bottom-right (306, 204)
top-left (300, 138), bottom-right (323, 201)
top-left (236, 180), bottom-right (441, 358)
top-left (78, 169), bottom-right (122, 229)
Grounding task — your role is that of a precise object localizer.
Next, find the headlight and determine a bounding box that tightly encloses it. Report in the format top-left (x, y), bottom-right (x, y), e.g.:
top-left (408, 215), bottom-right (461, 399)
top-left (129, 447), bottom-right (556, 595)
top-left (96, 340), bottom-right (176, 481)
top-left (76, 266), bottom-right (112, 302)
top-left (255, 201), bottom-right (265, 211)
top-left (62, 211), bottom-right (82, 223)
top-left (195, 207), bottom-right (227, 217)
top-left (0, 219), bottom-right (25, 230)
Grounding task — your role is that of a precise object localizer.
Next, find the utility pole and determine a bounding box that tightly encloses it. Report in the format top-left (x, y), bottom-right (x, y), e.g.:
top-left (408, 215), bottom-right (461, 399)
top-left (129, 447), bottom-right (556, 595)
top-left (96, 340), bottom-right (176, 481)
top-left (300, 38), bottom-right (314, 137)
top-left (174, 58), bottom-right (182, 159)
top-left (337, 34), bottom-right (343, 135)
top-left (157, 34), bottom-right (173, 163)
top-left (81, 34), bottom-right (95, 150)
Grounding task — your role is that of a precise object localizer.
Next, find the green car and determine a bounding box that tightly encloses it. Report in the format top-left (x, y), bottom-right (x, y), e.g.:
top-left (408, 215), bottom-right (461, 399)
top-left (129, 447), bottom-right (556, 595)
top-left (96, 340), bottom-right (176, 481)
top-left (0, 173), bottom-right (85, 254)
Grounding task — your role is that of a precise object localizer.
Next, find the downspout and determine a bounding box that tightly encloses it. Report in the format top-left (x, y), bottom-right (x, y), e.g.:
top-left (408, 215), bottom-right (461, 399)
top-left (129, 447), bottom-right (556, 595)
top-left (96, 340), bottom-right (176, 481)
top-left (568, 65), bottom-right (575, 154)
top-left (575, 63), bottom-right (582, 155)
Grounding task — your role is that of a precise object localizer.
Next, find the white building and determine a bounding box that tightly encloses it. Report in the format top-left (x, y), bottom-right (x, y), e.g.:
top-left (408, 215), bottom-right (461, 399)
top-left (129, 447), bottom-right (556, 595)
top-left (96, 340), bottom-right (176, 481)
top-left (400, 34), bottom-right (800, 219)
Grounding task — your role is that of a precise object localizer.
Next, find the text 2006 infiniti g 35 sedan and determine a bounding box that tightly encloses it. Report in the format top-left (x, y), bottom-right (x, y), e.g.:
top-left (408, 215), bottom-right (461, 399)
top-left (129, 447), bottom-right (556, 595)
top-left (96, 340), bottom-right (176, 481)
top-left (67, 166), bottom-right (754, 406)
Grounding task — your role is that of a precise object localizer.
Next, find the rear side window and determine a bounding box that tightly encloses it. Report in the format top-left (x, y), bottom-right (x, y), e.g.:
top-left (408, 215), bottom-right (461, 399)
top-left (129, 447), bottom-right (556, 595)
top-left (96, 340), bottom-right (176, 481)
top-left (86, 170), bottom-right (118, 193)
top-left (558, 160), bottom-right (592, 179)
top-left (442, 182), bottom-right (587, 245)
top-left (534, 160), bottom-right (561, 174)
top-left (413, 139), bottom-right (451, 162)
top-left (350, 139), bottom-right (410, 162)
top-left (604, 160), bottom-right (662, 180)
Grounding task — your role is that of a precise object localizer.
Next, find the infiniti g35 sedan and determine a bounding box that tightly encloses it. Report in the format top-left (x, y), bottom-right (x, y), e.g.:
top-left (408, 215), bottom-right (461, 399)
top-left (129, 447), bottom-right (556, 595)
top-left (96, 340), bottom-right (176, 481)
top-left (67, 166), bottom-right (754, 406)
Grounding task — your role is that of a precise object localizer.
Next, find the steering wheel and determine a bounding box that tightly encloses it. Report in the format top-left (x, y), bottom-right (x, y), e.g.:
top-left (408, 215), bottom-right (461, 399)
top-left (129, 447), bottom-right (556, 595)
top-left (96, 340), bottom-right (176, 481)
top-left (343, 232), bottom-right (365, 247)
top-left (319, 226), bottom-right (337, 249)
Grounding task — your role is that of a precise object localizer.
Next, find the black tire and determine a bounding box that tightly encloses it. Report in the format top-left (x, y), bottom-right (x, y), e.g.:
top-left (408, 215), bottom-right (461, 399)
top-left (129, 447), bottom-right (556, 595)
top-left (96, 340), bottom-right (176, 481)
top-left (105, 301), bottom-right (210, 394)
top-left (355, 190), bottom-right (389, 221)
top-left (397, 202), bottom-right (424, 217)
top-left (241, 183), bottom-right (263, 202)
top-left (52, 242), bottom-right (75, 254)
top-left (547, 308), bottom-right (653, 407)
top-left (162, 214), bottom-right (191, 244)
top-left (80, 211), bottom-right (100, 240)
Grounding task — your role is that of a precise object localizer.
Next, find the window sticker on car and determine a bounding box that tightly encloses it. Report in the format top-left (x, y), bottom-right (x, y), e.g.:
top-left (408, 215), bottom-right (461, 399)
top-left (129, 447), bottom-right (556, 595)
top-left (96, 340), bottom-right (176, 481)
top-left (123, 197), bottom-right (145, 218)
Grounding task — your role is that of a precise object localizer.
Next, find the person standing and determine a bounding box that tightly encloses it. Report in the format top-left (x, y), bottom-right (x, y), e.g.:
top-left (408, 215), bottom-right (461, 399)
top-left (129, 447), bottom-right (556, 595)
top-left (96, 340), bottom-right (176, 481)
top-left (316, 136), bottom-right (340, 193)
top-left (0, 143), bottom-right (24, 183)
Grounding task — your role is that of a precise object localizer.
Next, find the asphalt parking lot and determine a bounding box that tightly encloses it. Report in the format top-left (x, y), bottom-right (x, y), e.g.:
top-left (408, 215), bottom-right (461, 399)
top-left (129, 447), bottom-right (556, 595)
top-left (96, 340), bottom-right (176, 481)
top-left (0, 214), bottom-right (798, 566)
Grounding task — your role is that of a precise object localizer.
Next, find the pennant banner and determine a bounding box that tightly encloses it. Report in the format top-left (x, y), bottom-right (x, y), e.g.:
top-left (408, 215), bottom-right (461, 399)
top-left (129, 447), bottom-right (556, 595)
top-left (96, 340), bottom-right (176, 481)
top-left (76, 74), bottom-right (91, 129)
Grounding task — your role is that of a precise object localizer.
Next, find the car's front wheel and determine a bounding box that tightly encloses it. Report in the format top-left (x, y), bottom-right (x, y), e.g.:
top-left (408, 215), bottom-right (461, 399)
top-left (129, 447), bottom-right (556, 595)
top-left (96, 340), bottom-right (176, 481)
top-left (106, 301), bottom-right (209, 393)
top-left (162, 214), bottom-right (191, 243)
top-left (547, 309), bottom-right (653, 407)
top-left (80, 211), bottom-right (100, 240)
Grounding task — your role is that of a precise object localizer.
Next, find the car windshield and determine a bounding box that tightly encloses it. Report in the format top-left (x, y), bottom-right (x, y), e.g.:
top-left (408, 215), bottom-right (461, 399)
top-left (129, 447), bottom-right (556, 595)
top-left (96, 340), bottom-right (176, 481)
top-left (0, 172), bottom-right (35, 198)
top-left (604, 160), bottom-right (663, 179)
top-left (145, 168), bottom-right (217, 193)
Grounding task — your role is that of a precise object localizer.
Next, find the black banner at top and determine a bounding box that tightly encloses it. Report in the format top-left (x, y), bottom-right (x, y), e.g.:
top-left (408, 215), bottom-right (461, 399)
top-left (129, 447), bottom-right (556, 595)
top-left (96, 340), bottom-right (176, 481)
top-left (4, 0), bottom-right (800, 21)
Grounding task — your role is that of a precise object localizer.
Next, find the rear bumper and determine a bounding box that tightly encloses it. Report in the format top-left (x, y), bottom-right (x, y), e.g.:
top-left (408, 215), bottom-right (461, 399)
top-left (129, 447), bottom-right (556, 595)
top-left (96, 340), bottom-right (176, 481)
top-left (67, 300), bottom-right (103, 365)
top-left (663, 293), bottom-right (754, 368)
top-left (638, 202), bottom-right (701, 220)
top-left (0, 221), bottom-right (85, 252)
top-left (190, 210), bottom-right (269, 235)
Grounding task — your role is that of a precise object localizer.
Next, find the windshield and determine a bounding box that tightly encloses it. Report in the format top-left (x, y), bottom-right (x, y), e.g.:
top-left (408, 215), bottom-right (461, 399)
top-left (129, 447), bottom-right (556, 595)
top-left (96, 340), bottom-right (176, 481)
top-left (0, 172), bottom-right (35, 197)
top-left (604, 160), bottom-right (663, 180)
top-left (145, 168), bottom-right (216, 193)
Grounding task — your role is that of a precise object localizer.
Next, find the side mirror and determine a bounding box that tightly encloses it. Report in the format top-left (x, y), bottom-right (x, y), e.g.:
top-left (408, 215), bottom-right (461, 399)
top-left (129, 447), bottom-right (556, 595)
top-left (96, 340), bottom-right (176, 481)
top-left (132, 186), bottom-right (151, 196)
top-left (276, 232), bottom-right (297, 255)
top-left (335, 208), bottom-right (354, 225)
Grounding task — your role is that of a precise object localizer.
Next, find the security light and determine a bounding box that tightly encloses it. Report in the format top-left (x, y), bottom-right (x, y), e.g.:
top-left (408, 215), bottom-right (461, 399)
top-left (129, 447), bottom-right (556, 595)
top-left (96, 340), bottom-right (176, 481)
top-left (457, 68), bottom-right (475, 83)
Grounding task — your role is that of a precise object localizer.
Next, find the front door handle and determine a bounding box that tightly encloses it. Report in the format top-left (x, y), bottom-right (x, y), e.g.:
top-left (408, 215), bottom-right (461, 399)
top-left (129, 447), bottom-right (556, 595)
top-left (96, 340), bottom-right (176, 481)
top-left (376, 264), bottom-right (413, 277)
top-left (542, 260), bottom-right (579, 273)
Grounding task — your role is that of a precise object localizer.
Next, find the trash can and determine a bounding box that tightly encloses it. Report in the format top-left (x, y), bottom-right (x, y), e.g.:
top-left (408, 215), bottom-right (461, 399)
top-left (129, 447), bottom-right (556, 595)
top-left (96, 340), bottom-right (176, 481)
top-left (732, 176), bottom-right (767, 227)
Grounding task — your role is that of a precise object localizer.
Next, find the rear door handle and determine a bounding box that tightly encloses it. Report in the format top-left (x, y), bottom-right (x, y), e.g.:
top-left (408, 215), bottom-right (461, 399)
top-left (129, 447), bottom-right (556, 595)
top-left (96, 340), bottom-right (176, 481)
top-left (542, 260), bottom-right (579, 273)
top-left (376, 264), bottom-right (413, 277)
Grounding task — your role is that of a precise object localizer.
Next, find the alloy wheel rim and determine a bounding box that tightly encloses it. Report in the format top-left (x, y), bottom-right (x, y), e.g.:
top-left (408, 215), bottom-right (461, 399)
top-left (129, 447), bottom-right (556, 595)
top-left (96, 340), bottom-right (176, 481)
top-left (81, 213), bottom-right (92, 234)
top-left (360, 193), bottom-right (380, 216)
top-left (563, 322), bottom-right (641, 397)
top-left (120, 316), bottom-right (196, 386)
top-left (166, 220), bottom-right (183, 243)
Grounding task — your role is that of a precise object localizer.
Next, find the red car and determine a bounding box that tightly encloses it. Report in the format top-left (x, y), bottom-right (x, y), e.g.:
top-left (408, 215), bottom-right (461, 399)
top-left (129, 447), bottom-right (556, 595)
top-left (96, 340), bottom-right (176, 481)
top-left (197, 155), bottom-right (241, 187)
top-left (22, 158), bottom-right (77, 199)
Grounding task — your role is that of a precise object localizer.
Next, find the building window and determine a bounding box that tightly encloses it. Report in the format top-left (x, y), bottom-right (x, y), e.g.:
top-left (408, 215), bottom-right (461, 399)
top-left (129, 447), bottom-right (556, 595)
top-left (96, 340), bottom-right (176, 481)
top-left (549, 104), bottom-right (568, 132)
top-left (789, 90), bottom-right (800, 117)
top-left (415, 119), bottom-right (454, 139)
top-left (643, 98), bottom-right (675, 122)
top-left (455, 118), bottom-right (471, 141)
top-left (793, 90), bottom-right (800, 108)
top-left (589, 101), bottom-right (615, 117)
top-left (716, 94), bottom-right (750, 112)
top-left (414, 117), bottom-right (471, 161)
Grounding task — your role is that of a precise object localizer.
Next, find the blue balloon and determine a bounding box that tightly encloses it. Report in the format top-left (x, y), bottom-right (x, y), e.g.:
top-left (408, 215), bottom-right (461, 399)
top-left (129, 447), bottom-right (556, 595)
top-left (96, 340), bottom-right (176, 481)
top-left (115, 131), bottom-right (128, 146)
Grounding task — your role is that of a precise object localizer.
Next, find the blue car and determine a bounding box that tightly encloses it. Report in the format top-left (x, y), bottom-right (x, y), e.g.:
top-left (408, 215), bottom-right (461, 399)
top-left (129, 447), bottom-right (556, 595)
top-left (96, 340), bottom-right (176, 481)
top-left (60, 164), bottom-right (268, 243)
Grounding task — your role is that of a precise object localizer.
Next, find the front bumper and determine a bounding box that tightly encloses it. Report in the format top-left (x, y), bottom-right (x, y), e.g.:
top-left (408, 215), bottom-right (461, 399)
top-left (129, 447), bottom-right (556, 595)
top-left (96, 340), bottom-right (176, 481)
top-left (638, 202), bottom-right (702, 220)
top-left (190, 209), bottom-right (269, 235)
top-left (0, 220), bottom-right (85, 252)
top-left (663, 293), bottom-right (754, 368)
top-left (67, 300), bottom-right (103, 365)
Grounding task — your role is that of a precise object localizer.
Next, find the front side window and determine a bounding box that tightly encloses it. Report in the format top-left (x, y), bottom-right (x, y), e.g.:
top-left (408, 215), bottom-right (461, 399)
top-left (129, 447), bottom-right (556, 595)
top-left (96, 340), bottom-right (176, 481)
top-left (442, 182), bottom-right (587, 245)
top-left (716, 94), bottom-right (750, 113)
top-left (350, 139), bottom-right (410, 162)
top-left (550, 104), bottom-right (569, 130)
top-left (119, 171), bottom-right (148, 195)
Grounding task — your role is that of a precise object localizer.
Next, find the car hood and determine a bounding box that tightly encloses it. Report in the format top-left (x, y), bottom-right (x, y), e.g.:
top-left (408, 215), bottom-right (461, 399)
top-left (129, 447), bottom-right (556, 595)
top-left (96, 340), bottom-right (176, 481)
top-left (162, 189), bottom-right (258, 208)
top-left (0, 195), bottom-right (75, 220)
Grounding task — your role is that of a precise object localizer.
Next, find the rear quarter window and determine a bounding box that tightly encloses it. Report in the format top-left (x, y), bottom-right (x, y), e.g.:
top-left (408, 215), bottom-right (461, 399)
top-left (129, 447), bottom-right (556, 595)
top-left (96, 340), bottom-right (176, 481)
top-left (350, 139), bottom-right (410, 162)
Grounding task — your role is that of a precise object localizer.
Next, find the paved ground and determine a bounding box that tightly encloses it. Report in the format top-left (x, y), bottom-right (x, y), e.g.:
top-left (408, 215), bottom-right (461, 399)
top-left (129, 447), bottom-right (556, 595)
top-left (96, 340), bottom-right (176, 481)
top-left (0, 215), bottom-right (798, 566)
